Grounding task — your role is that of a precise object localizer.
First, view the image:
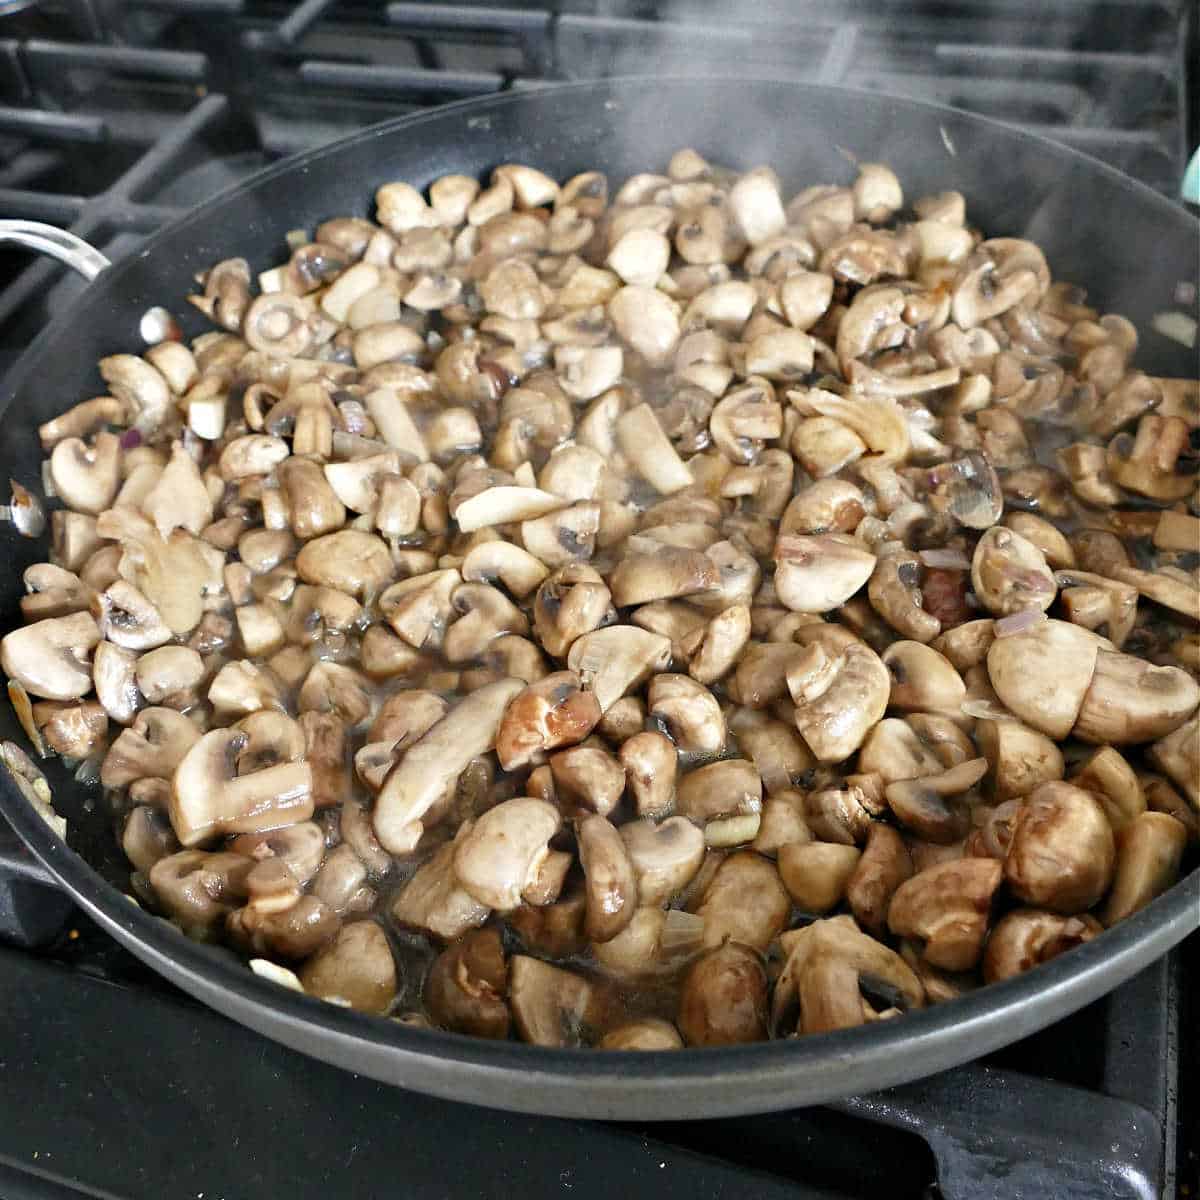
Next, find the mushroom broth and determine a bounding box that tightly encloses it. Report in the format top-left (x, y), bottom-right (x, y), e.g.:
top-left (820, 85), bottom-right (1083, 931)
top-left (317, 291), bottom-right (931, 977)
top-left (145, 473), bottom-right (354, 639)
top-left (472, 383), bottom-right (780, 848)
top-left (2, 151), bottom-right (1198, 1051)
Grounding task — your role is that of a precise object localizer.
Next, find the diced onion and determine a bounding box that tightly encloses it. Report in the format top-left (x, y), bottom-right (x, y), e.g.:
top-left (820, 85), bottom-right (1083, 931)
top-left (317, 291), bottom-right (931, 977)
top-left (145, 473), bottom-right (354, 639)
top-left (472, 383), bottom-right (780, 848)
top-left (249, 959), bottom-right (306, 993)
top-left (994, 609), bottom-right (1047, 637)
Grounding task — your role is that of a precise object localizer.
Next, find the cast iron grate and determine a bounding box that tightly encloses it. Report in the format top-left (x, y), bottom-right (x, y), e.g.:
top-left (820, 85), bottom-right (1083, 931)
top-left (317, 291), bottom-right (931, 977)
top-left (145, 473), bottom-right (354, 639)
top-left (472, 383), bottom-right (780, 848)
top-left (0, 0), bottom-right (1191, 338)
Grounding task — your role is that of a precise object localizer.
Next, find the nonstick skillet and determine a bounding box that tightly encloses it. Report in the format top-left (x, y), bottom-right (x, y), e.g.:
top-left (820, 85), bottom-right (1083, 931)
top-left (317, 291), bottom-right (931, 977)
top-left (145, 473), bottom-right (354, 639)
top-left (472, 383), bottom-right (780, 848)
top-left (0, 79), bottom-right (1196, 1120)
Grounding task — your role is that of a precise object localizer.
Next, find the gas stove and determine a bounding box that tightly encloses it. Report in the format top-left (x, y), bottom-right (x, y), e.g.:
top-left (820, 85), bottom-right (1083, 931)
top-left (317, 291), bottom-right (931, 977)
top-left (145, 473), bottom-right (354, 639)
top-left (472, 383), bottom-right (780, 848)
top-left (0, 3), bottom-right (1196, 1198)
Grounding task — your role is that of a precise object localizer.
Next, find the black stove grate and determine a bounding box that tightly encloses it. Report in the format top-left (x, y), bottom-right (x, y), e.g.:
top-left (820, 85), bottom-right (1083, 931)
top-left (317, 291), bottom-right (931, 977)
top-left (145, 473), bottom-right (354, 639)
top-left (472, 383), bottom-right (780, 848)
top-left (0, 0), bottom-right (1192, 342)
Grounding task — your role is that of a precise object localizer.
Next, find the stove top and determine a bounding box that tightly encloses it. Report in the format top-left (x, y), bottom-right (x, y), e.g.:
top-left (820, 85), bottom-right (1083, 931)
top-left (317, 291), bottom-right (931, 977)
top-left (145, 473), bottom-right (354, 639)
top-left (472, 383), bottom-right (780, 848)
top-left (0, 3), bottom-right (1196, 1197)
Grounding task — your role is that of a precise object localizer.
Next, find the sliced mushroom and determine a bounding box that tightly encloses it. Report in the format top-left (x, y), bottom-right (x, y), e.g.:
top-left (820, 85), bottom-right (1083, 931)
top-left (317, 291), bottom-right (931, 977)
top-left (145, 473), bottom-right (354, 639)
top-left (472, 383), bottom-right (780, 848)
top-left (509, 956), bottom-right (614, 1048)
top-left (885, 758), bottom-right (988, 843)
top-left (391, 840), bottom-right (490, 942)
top-left (778, 843), bottom-right (862, 913)
top-left (976, 718), bottom-right (1064, 801)
top-left (970, 527), bottom-right (1056, 616)
top-left (495, 671), bottom-right (601, 771)
top-left (169, 727), bottom-right (313, 847)
top-left (846, 824), bottom-right (913, 936)
top-left (1, 611), bottom-right (100, 700)
top-left (774, 534), bottom-right (876, 613)
top-left (549, 745), bottom-right (626, 817)
top-left (647, 674), bottom-right (725, 755)
top-left (453, 797), bottom-right (562, 911)
top-left (790, 639), bottom-right (890, 762)
top-left (620, 816), bottom-right (706, 907)
top-left (772, 916), bottom-right (923, 1037)
top-left (567, 626), bottom-right (672, 714)
top-left (619, 731), bottom-right (677, 818)
top-left (374, 679), bottom-right (523, 855)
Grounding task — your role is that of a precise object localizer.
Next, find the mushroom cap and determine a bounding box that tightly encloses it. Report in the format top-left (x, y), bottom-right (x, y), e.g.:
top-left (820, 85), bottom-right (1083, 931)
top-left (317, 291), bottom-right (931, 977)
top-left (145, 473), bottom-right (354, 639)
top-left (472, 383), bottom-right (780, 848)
top-left (1073, 651), bottom-right (1200, 746)
top-left (1004, 781), bottom-right (1116, 913)
top-left (453, 797), bottom-right (562, 911)
top-left (982, 908), bottom-right (1102, 984)
top-left (678, 943), bottom-right (769, 1047)
top-left (774, 534), bottom-right (876, 613)
top-left (986, 619), bottom-right (1109, 739)
top-left (298, 920), bottom-right (397, 1015)
top-left (577, 812), bottom-right (639, 943)
top-left (296, 529), bottom-right (393, 598)
top-left (1, 611), bottom-right (100, 700)
top-left (887, 857), bottom-right (1004, 972)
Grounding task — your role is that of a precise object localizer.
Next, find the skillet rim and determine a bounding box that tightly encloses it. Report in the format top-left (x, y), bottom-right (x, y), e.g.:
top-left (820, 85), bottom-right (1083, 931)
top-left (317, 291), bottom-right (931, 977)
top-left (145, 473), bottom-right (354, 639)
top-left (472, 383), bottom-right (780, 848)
top-left (1, 76), bottom-right (1197, 1118)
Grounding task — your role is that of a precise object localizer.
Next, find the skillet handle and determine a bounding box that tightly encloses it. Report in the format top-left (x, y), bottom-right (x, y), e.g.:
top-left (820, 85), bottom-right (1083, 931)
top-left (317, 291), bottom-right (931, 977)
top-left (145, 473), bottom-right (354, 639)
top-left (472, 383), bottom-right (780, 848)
top-left (0, 219), bottom-right (111, 282)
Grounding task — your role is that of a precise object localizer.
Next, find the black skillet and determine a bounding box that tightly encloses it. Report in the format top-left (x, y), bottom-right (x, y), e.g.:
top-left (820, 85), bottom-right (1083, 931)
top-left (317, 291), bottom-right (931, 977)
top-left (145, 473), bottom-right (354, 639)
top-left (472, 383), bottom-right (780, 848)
top-left (0, 79), bottom-right (1196, 1120)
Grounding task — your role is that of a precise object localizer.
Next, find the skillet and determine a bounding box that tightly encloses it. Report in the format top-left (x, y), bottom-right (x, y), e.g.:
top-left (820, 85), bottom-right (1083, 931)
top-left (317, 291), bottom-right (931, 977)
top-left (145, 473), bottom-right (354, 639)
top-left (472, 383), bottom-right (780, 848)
top-left (0, 78), bottom-right (1196, 1119)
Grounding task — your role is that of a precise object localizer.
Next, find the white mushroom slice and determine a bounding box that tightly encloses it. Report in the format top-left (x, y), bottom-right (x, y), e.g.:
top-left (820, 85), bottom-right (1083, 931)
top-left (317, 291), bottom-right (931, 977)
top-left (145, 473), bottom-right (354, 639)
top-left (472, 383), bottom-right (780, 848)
top-left (322, 451), bottom-right (403, 514)
top-left (610, 545), bottom-right (719, 607)
top-left (452, 486), bottom-right (568, 533)
top-left (774, 534), bottom-right (876, 613)
top-left (99, 354), bottom-right (170, 433)
top-left (793, 391), bottom-right (910, 465)
top-left (1, 611), bottom-right (101, 700)
top-left (567, 626), bottom-right (672, 713)
top-left (971, 527), bottom-right (1057, 617)
top-left (169, 727), bottom-right (313, 847)
top-left (92, 641), bottom-right (143, 725)
top-left (134, 646), bottom-right (203, 704)
top-left (790, 640), bottom-right (891, 763)
top-left (462, 540), bottom-right (549, 599)
top-left (208, 660), bottom-right (283, 716)
top-left (615, 403), bottom-right (693, 495)
top-left (373, 679), bottom-right (524, 855)
top-left (218, 435), bottom-right (290, 480)
top-left (364, 389), bottom-right (429, 462)
top-left (142, 441), bottom-right (214, 537)
top-left (853, 163), bottom-right (903, 223)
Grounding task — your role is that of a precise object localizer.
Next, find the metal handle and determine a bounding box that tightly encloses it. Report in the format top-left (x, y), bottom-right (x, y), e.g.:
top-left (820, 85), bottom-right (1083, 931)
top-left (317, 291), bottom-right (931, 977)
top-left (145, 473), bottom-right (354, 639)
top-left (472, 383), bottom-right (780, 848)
top-left (0, 219), bottom-right (110, 281)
